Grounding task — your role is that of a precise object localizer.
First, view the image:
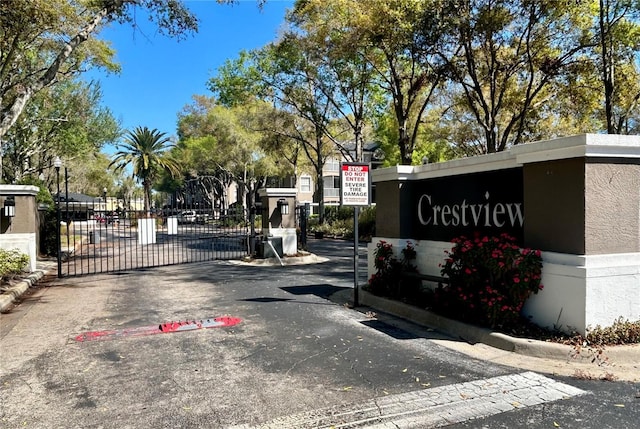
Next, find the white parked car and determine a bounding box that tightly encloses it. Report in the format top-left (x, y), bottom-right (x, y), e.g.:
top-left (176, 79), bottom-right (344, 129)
top-left (196, 212), bottom-right (211, 224)
top-left (177, 210), bottom-right (197, 224)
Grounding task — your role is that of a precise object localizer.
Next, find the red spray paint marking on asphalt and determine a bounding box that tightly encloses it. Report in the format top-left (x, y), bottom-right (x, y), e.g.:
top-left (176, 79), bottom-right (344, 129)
top-left (74, 316), bottom-right (242, 342)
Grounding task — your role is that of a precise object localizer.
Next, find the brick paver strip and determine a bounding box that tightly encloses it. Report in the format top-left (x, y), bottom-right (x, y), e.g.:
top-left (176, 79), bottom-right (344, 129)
top-left (228, 371), bottom-right (586, 429)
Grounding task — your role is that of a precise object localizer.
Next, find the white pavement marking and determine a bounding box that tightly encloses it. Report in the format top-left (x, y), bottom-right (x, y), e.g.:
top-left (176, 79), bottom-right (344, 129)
top-left (228, 371), bottom-right (586, 429)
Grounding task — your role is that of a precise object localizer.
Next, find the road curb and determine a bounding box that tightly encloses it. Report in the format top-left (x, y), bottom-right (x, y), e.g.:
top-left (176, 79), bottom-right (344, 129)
top-left (0, 270), bottom-right (46, 313)
top-left (230, 253), bottom-right (330, 266)
top-left (357, 289), bottom-right (640, 365)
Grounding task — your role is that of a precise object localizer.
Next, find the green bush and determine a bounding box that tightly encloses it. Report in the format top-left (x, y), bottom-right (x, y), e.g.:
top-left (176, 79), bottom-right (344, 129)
top-left (40, 206), bottom-right (59, 256)
top-left (325, 206), bottom-right (354, 222)
top-left (223, 202), bottom-right (247, 226)
top-left (15, 179), bottom-right (57, 257)
top-left (309, 220), bottom-right (346, 236)
top-left (253, 214), bottom-right (262, 230)
top-left (549, 317), bottom-right (640, 358)
top-left (17, 177), bottom-right (53, 206)
top-left (0, 249), bottom-right (29, 280)
top-left (365, 241), bottom-right (423, 304)
top-left (358, 206), bottom-right (376, 239)
top-left (434, 233), bottom-right (544, 329)
top-left (585, 317), bottom-right (640, 346)
top-left (307, 215), bottom-right (319, 228)
top-left (308, 205), bottom-right (375, 241)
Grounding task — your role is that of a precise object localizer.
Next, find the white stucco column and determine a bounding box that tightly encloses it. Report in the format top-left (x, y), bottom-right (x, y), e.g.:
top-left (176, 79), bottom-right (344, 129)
top-left (0, 185), bottom-right (39, 272)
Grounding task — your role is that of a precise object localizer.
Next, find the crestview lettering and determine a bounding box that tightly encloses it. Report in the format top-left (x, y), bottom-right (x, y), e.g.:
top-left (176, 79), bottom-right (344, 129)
top-left (409, 168), bottom-right (524, 243)
top-left (417, 192), bottom-right (524, 228)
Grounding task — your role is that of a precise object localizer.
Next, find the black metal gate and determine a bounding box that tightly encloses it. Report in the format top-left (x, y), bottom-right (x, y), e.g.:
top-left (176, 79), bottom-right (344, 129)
top-left (56, 188), bottom-right (251, 277)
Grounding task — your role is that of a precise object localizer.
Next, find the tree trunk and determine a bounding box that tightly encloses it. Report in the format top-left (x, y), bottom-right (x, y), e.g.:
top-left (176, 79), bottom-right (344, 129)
top-left (315, 164), bottom-right (325, 225)
top-left (0, 2), bottom-right (127, 183)
top-left (143, 180), bottom-right (151, 217)
top-left (599, 0), bottom-right (616, 134)
top-left (0, 4), bottom-right (116, 141)
top-left (354, 124), bottom-right (363, 163)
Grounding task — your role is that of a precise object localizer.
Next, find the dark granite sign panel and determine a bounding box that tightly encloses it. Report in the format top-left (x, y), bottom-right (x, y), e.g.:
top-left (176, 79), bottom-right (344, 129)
top-left (412, 168), bottom-right (524, 243)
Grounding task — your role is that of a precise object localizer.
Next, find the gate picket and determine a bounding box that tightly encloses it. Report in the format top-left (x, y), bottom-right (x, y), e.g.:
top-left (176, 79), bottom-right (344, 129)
top-left (56, 186), bottom-right (251, 277)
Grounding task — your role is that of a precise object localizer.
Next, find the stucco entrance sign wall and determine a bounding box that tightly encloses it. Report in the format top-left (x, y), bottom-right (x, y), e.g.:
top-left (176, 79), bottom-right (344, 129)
top-left (370, 134), bottom-right (640, 335)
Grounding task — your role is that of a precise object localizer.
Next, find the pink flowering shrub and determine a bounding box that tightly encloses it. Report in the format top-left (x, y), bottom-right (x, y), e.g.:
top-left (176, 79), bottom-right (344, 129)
top-left (435, 233), bottom-right (544, 328)
top-left (367, 240), bottom-right (421, 301)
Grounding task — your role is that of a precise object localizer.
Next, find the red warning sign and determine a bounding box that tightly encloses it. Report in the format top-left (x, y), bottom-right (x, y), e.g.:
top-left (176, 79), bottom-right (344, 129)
top-left (340, 162), bottom-right (371, 206)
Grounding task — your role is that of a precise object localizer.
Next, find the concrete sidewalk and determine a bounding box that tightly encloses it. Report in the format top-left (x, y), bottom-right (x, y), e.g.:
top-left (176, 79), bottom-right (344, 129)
top-left (0, 260), bottom-right (56, 313)
top-left (340, 288), bottom-right (640, 382)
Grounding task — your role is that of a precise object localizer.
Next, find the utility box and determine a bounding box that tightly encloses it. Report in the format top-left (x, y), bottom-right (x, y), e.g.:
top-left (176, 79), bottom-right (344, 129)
top-left (256, 237), bottom-right (283, 258)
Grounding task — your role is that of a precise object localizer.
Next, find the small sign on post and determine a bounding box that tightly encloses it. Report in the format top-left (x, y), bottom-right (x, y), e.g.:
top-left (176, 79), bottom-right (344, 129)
top-left (340, 162), bottom-right (371, 206)
top-left (340, 162), bottom-right (371, 307)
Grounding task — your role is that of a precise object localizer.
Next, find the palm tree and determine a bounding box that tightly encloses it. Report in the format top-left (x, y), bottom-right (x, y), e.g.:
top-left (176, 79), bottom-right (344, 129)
top-left (110, 127), bottom-right (179, 216)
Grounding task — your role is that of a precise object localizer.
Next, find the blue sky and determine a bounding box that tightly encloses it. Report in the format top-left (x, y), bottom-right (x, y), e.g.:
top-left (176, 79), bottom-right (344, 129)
top-left (85, 0), bottom-right (294, 151)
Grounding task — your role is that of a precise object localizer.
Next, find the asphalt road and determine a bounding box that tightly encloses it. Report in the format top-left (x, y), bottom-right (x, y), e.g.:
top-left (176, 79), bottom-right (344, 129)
top-left (1, 239), bottom-right (638, 428)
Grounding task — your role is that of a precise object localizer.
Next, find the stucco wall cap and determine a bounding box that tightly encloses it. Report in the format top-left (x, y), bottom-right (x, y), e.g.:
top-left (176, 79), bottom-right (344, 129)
top-left (372, 151), bottom-right (517, 182)
top-left (512, 134), bottom-right (640, 163)
top-left (0, 185), bottom-right (39, 196)
top-left (257, 188), bottom-right (298, 198)
top-left (372, 134), bottom-right (640, 183)
top-left (371, 165), bottom-right (415, 182)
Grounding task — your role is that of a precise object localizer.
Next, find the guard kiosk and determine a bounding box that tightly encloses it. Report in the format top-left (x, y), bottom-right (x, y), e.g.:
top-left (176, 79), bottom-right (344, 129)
top-left (257, 188), bottom-right (297, 257)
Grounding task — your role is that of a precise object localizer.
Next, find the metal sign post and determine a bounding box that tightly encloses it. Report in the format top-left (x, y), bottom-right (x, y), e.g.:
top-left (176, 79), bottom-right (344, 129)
top-left (340, 162), bottom-right (372, 307)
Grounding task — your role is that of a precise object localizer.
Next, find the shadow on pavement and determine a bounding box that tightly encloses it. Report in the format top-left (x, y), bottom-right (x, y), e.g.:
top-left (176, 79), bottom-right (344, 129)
top-left (240, 297), bottom-right (294, 303)
top-left (281, 284), bottom-right (351, 300)
top-left (360, 319), bottom-right (422, 340)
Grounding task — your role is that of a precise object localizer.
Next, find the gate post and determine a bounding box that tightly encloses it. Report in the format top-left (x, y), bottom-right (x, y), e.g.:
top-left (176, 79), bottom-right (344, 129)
top-left (0, 185), bottom-right (39, 273)
top-left (55, 159), bottom-right (62, 278)
top-left (249, 204), bottom-right (256, 256)
top-left (299, 203), bottom-right (308, 250)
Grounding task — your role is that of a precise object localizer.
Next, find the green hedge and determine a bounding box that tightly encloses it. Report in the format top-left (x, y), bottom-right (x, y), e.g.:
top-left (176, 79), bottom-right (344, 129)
top-left (0, 249), bottom-right (29, 280)
top-left (309, 205), bottom-right (376, 240)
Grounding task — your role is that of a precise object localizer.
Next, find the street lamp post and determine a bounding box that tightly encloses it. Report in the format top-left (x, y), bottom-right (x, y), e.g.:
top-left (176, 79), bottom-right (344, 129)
top-left (54, 156), bottom-right (62, 278)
